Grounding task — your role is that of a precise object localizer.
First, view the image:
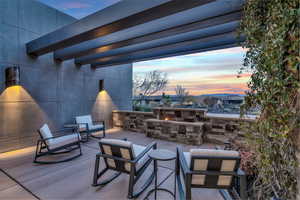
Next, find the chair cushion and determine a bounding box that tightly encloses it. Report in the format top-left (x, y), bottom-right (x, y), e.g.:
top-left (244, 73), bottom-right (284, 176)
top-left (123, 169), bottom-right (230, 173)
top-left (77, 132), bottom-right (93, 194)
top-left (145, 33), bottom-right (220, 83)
top-left (100, 139), bottom-right (132, 148)
top-left (48, 133), bottom-right (80, 149)
top-left (184, 149), bottom-right (239, 186)
top-left (76, 115), bottom-right (93, 130)
top-left (133, 144), bottom-right (151, 171)
top-left (190, 149), bottom-right (239, 157)
top-left (39, 124), bottom-right (53, 139)
top-left (89, 124), bottom-right (104, 131)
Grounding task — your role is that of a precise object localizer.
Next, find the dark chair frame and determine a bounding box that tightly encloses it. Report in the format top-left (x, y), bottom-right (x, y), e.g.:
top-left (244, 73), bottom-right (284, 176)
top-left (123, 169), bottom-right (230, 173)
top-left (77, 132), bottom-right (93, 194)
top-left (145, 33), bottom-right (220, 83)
top-left (176, 147), bottom-right (248, 200)
top-left (93, 140), bottom-right (157, 199)
top-left (34, 127), bottom-right (82, 164)
top-left (77, 120), bottom-right (105, 142)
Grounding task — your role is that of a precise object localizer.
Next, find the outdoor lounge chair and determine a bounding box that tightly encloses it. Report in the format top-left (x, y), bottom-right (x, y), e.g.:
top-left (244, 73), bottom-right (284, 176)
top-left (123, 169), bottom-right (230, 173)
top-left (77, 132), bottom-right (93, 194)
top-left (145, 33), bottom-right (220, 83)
top-left (176, 147), bottom-right (247, 200)
top-left (93, 138), bottom-right (156, 199)
top-left (34, 124), bottom-right (82, 164)
top-left (75, 115), bottom-right (105, 141)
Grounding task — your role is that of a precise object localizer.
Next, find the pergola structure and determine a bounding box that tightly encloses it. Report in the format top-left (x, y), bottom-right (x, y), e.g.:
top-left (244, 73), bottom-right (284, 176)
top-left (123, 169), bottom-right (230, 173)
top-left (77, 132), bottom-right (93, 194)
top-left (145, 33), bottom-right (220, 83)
top-left (26, 0), bottom-right (244, 68)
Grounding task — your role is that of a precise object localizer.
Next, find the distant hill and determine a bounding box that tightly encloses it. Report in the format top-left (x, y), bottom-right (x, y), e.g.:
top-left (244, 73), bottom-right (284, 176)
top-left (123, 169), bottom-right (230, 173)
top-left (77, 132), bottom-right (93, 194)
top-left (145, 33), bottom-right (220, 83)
top-left (197, 93), bottom-right (245, 97)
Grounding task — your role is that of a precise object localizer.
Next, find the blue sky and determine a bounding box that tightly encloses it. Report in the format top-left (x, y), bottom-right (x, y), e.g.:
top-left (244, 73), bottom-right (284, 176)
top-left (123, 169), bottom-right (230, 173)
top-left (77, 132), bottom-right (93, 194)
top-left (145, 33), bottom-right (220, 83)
top-left (38, 0), bottom-right (249, 95)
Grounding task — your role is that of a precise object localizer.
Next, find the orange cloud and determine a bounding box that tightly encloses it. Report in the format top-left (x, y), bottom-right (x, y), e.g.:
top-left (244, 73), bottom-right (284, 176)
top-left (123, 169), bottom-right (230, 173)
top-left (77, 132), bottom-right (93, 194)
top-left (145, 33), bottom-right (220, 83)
top-left (159, 73), bottom-right (251, 96)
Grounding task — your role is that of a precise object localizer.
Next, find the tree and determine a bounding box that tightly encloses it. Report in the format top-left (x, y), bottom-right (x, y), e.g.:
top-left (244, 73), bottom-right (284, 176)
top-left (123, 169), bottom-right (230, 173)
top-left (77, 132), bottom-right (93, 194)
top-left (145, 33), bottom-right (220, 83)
top-left (240, 0), bottom-right (299, 199)
top-left (133, 70), bottom-right (168, 97)
top-left (175, 85), bottom-right (189, 104)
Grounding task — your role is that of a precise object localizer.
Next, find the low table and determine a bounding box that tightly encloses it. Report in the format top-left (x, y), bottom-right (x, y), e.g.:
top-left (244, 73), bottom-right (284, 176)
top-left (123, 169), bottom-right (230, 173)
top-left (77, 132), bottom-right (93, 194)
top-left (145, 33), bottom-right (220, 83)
top-left (64, 123), bottom-right (89, 142)
top-left (144, 149), bottom-right (176, 200)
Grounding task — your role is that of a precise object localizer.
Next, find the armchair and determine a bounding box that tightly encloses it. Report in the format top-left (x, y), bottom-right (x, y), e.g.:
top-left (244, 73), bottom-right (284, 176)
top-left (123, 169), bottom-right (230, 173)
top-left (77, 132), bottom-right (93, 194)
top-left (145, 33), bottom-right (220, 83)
top-left (34, 124), bottom-right (82, 164)
top-left (176, 147), bottom-right (248, 200)
top-left (93, 138), bottom-right (156, 199)
top-left (75, 115), bottom-right (105, 141)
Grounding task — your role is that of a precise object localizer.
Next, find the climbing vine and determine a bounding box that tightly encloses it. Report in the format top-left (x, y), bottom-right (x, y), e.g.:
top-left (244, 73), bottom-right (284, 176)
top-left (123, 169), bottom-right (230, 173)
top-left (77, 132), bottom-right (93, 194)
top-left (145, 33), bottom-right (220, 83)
top-left (239, 0), bottom-right (300, 199)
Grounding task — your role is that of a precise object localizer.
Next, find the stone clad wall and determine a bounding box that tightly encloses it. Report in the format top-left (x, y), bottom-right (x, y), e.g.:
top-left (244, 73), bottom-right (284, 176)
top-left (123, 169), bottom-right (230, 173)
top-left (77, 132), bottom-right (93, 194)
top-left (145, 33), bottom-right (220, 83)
top-left (0, 0), bottom-right (132, 153)
top-left (113, 109), bottom-right (255, 145)
top-left (146, 119), bottom-right (204, 145)
top-left (112, 110), bottom-right (154, 132)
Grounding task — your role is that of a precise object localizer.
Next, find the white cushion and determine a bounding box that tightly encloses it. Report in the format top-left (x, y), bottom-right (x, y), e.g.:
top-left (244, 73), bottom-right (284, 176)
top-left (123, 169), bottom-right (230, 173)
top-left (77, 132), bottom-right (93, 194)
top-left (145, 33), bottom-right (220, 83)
top-left (184, 149), bottom-right (239, 186)
top-left (133, 144), bottom-right (151, 171)
top-left (190, 149), bottom-right (239, 157)
top-left (39, 124), bottom-right (53, 139)
top-left (100, 139), bottom-right (132, 148)
top-left (100, 140), bottom-right (150, 172)
top-left (76, 115), bottom-right (93, 129)
top-left (48, 133), bottom-right (80, 149)
top-left (89, 124), bottom-right (104, 131)
top-left (183, 152), bottom-right (191, 167)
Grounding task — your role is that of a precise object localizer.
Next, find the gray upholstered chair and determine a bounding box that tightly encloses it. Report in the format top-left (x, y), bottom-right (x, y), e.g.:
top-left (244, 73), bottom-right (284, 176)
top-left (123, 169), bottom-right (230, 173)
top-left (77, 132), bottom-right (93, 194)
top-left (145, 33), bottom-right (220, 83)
top-left (176, 147), bottom-right (247, 200)
top-left (93, 138), bottom-right (156, 199)
top-left (75, 115), bottom-right (105, 141)
top-left (34, 124), bottom-right (82, 164)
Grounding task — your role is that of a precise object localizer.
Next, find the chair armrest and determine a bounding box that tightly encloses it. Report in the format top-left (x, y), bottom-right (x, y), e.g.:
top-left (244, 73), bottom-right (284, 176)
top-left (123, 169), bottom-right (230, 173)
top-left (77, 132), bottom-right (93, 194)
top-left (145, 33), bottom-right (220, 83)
top-left (237, 168), bottom-right (246, 176)
top-left (76, 123), bottom-right (89, 130)
top-left (96, 152), bottom-right (134, 164)
top-left (177, 147), bottom-right (191, 174)
top-left (42, 132), bottom-right (80, 141)
top-left (133, 142), bottom-right (157, 163)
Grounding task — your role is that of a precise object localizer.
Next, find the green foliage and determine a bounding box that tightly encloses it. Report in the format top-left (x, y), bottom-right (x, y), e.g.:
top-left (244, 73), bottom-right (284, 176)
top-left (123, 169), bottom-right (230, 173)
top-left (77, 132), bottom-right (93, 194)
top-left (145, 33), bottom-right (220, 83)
top-left (240, 0), bottom-right (300, 199)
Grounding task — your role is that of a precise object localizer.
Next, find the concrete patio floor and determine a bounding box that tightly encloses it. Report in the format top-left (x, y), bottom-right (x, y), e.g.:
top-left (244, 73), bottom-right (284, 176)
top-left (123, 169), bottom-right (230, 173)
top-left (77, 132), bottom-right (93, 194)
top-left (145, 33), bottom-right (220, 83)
top-left (0, 129), bottom-right (225, 200)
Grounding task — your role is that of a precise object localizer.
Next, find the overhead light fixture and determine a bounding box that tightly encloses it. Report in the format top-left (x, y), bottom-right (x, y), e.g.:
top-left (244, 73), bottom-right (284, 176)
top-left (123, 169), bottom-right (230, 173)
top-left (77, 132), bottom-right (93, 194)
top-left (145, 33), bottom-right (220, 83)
top-left (5, 66), bottom-right (20, 88)
top-left (99, 79), bottom-right (104, 92)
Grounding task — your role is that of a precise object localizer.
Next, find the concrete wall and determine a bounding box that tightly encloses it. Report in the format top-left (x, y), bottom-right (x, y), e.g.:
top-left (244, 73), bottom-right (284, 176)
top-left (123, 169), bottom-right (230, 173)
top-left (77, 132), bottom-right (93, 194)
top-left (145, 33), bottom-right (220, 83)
top-left (0, 0), bottom-right (132, 153)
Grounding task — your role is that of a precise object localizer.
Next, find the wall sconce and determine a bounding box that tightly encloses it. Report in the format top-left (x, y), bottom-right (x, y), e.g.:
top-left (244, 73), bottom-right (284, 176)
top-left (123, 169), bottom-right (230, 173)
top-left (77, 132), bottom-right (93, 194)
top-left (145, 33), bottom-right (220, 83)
top-left (99, 79), bottom-right (104, 92)
top-left (5, 66), bottom-right (20, 88)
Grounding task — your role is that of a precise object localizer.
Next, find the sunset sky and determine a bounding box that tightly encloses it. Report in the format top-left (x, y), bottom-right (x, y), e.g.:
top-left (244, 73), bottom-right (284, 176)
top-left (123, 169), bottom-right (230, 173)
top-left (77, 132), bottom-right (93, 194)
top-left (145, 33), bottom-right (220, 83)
top-left (133, 47), bottom-right (250, 96)
top-left (38, 0), bottom-right (250, 96)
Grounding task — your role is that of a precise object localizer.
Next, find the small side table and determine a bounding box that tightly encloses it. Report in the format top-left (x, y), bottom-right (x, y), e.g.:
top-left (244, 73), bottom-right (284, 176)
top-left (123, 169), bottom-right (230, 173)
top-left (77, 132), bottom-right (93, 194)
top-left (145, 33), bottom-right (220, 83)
top-left (64, 123), bottom-right (88, 142)
top-left (144, 149), bottom-right (176, 200)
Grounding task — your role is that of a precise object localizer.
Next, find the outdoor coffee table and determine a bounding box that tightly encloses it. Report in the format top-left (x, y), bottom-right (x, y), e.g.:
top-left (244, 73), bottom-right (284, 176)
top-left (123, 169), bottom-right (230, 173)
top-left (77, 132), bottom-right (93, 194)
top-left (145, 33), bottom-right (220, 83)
top-left (144, 149), bottom-right (176, 200)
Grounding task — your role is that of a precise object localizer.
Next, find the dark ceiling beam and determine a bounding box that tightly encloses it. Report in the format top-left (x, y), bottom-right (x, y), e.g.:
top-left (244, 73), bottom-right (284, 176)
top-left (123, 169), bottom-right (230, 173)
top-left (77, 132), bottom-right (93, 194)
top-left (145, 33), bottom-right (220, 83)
top-left (78, 22), bottom-right (239, 65)
top-left (74, 11), bottom-right (241, 64)
top-left (26, 0), bottom-right (217, 56)
top-left (91, 31), bottom-right (244, 68)
top-left (92, 44), bottom-right (239, 68)
top-left (54, 0), bottom-right (243, 61)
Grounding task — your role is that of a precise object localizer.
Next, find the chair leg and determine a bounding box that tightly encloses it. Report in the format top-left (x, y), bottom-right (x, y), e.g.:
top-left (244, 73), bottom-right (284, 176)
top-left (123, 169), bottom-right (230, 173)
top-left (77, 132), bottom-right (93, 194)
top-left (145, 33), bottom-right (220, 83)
top-left (33, 143), bottom-right (81, 164)
top-left (127, 161), bottom-right (155, 199)
top-left (127, 165), bottom-right (135, 199)
top-left (92, 155), bottom-right (121, 187)
top-left (185, 174), bottom-right (192, 200)
top-left (239, 174), bottom-right (248, 200)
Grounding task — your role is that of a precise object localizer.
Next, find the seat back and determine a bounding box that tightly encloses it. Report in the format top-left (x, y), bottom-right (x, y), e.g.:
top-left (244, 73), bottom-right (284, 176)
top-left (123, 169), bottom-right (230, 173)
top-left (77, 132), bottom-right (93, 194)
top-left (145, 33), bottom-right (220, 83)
top-left (189, 149), bottom-right (240, 188)
top-left (75, 115), bottom-right (93, 130)
top-left (99, 139), bottom-right (135, 173)
top-left (38, 124), bottom-right (53, 140)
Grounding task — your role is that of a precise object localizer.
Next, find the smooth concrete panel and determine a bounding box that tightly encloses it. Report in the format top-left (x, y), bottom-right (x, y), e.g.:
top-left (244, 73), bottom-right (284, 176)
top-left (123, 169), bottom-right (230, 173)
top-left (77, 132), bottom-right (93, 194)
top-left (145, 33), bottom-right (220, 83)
top-left (18, 28), bottom-right (41, 66)
top-left (0, 23), bottom-right (19, 63)
top-left (0, 0), bottom-right (133, 153)
top-left (21, 66), bottom-right (58, 102)
top-left (19, 0), bottom-right (57, 34)
top-left (58, 101), bottom-right (85, 126)
top-left (0, 0), bottom-right (19, 27)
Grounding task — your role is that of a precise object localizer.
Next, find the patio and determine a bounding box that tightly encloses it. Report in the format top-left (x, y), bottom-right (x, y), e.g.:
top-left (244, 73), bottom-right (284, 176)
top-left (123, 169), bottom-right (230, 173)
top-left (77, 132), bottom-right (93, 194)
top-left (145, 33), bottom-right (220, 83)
top-left (0, 129), bottom-right (225, 200)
